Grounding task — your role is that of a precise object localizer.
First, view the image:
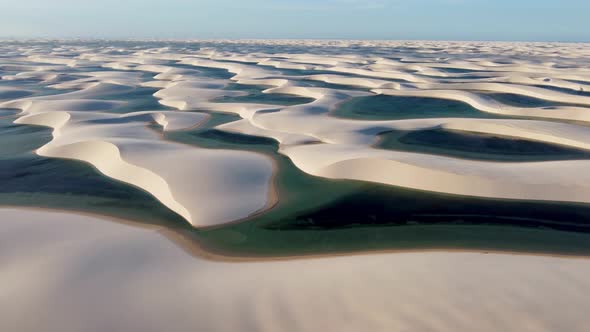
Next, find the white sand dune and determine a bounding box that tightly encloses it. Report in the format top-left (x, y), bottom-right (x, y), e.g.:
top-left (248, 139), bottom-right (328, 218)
top-left (2, 208), bottom-right (590, 332)
top-left (283, 143), bottom-right (590, 203)
top-left (440, 119), bottom-right (590, 150)
top-left (1, 73), bottom-right (275, 227)
top-left (374, 88), bottom-right (590, 122)
top-left (305, 73), bottom-right (400, 89)
top-left (3, 40), bottom-right (590, 225)
top-left (413, 82), bottom-right (590, 106)
top-left (15, 103), bottom-right (274, 227)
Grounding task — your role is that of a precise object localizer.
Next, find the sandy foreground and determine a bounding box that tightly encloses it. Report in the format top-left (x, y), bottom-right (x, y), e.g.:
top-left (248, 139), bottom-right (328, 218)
top-left (1, 208), bottom-right (589, 332)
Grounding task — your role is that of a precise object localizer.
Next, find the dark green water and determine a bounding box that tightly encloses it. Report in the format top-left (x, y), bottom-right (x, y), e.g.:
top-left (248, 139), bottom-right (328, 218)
top-left (192, 174), bottom-right (590, 257)
top-left (160, 113), bottom-right (590, 257)
top-left (0, 116), bottom-right (186, 226)
top-left (217, 83), bottom-right (315, 105)
top-left (3, 48), bottom-right (590, 259)
top-left (486, 93), bottom-right (576, 108)
top-left (97, 86), bottom-right (174, 114)
top-left (4, 99), bottom-right (590, 258)
top-left (375, 128), bottom-right (590, 161)
top-left (334, 94), bottom-right (504, 120)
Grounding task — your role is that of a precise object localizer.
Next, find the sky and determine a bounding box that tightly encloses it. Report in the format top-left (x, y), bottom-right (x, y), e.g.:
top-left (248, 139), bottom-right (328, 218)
top-left (0, 0), bottom-right (588, 42)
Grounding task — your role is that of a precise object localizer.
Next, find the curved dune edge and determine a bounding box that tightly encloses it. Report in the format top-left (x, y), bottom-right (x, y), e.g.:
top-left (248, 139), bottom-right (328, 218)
top-left (3, 207), bottom-right (590, 332)
top-left (165, 52), bottom-right (590, 205)
top-left (5, 83), bottom-right (275, 228)
top-left (39, 139), bottom-right (193, 223)
top-left (281, 143), bottom-right (590, 204)
top-left (3, 40), bottom-right (590, 220)
top-left (373, 88), bottom-right (590, 122)
top-left (2, 206), bottom-right (590, 261)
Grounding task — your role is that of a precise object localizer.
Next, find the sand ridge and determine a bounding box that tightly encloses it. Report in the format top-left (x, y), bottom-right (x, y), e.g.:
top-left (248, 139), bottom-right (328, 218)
top-left (2, 40), bottom-right (590, 226)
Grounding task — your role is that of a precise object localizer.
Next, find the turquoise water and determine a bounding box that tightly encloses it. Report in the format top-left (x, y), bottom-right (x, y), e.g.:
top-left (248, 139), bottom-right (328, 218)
top-left (485, 93), bottom-right (584, 108)
top-left (217, 83), bottom-right (315, 105)
top-left (3, 41), bottom-right (590, 259)
top-left (0, 116), bottom-right (186, 226)
top-left (375, 128), bottom-right (590, 161)
top-left (334, 94), bottom-right (504, 120)
top-left (163, 108), bottom-right (590, 257)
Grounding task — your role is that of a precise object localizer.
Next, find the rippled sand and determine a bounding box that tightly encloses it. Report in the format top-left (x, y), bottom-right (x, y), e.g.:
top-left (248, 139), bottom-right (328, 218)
top-left (1, 208), bottom-right (589, 332)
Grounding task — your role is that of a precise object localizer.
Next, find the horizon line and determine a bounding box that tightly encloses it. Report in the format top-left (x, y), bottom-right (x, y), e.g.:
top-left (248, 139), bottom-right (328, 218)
top-left (0, 37), bottom-right (589, 44)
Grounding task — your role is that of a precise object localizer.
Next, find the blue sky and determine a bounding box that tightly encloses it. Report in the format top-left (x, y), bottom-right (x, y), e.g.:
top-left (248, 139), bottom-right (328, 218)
top-left (1, 0), bottom-right (588, 42)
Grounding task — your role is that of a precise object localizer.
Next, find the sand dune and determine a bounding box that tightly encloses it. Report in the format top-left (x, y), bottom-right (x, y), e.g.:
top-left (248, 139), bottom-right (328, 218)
top-left (2, 208), bottom-right (590, 332)
top-left (2, 40), bottom-right (590, 225)
top-left (2, 76), bottom-right (274, 227)
top-left (283, 143), bottom-right (590, 203)
top-left (374, 88), bottom-right (590, 122)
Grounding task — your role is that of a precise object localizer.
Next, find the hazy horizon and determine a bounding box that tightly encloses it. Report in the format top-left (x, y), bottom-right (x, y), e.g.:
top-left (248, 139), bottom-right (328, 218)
top-left (0, 0), bottom-right (588, 43)
top-left (1, 37), bottom-right (590, 44)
